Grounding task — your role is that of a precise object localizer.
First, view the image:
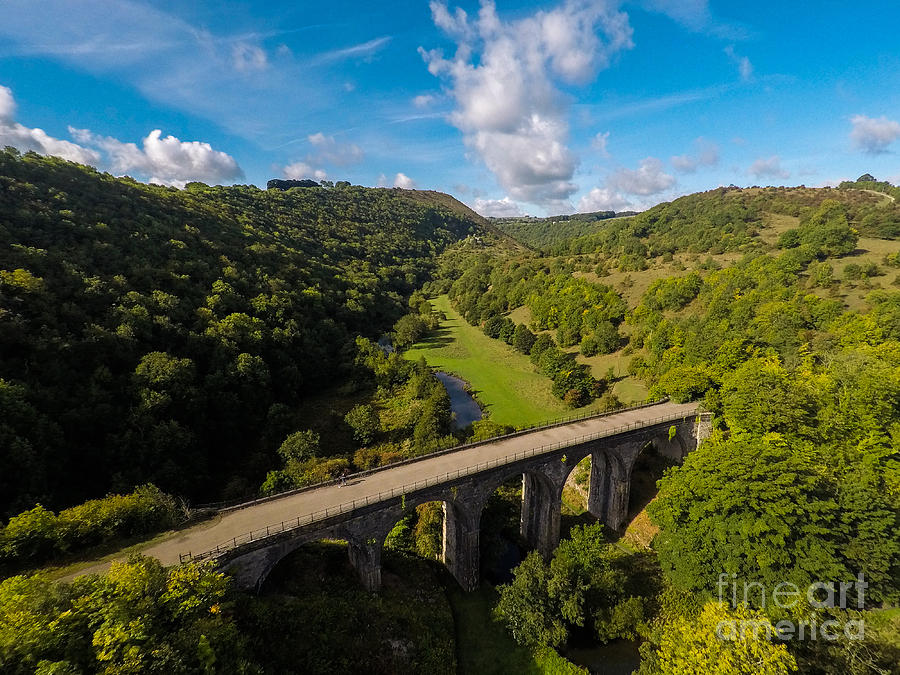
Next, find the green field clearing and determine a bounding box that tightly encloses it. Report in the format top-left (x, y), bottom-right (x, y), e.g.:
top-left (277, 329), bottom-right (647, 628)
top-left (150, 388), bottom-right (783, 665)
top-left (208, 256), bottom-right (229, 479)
top-left (407, 296), bottom-right (599, 427)
top-left (757, 212), bottom-right (800, 245)
top-left (507, 304), bottom-right (535, 327)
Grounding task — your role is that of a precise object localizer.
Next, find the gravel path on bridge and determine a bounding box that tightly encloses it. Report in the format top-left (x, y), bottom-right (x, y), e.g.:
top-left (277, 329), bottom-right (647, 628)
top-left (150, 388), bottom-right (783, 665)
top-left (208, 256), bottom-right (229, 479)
top-left (61, 400), bottom-right (697, 580)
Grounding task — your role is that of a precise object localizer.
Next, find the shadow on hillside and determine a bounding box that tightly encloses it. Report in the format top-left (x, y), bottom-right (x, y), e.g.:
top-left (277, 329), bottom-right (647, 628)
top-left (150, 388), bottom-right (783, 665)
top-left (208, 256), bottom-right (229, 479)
top-left (414, 325), bottom-right (455, 349)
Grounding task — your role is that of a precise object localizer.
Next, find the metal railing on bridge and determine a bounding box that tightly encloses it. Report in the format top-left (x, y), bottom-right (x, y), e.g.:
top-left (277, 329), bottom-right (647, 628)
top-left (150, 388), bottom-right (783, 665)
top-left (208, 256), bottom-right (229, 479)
top-left (193, 397), bottom-right (672, 513)
top-left (179, 407), bottom-right (695, 564)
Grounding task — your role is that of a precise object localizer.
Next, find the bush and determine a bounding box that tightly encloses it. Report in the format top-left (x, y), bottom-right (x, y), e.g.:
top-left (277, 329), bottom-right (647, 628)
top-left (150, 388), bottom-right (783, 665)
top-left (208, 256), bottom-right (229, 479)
top-left (0, 485), bottom-right (180, 571)
top-left (512, 324), bottom-right (537, 354)
top-left (498, 318), bottom-right (516, 344)
top-left (277, 430), bottom-right (320, 463)
top-left (580, 334), bottom-right (600, 357)
top-left (530, 334), bottom-right (557, 363)
top-left (392, 313), bottom-right (428, 351)
top-left (344, 404), bottom-right (381, 445)
top-left (483, 315), bottom-right (505, 339)
top-left (777, 229), bottom-right (801, 249)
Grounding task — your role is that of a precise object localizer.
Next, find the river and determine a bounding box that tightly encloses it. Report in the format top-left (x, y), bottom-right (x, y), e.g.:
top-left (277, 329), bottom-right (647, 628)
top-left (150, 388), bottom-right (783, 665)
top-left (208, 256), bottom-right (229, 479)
top-left (434, 371), bottom-right (483, 429)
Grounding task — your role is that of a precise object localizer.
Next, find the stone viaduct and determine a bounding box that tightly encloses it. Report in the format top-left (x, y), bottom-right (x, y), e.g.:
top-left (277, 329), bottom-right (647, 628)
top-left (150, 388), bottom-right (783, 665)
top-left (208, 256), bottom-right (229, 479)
top-left (189, 401), bottom-right (711, 593)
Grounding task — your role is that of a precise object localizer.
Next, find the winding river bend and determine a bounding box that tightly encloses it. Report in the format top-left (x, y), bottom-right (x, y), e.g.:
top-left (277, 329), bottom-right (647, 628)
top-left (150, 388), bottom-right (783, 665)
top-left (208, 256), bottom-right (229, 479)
top-left (434, 371), bottom-right (483, 429)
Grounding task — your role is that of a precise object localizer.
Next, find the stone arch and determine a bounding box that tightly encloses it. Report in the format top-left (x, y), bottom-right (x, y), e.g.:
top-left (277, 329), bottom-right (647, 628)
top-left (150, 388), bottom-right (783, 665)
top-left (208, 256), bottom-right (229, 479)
top-left (645, 421), bottom-right (689, 462)
top-left (553, 445), bottom-right (610, 525)
top-left (222, 524), bottom-right (349, 594)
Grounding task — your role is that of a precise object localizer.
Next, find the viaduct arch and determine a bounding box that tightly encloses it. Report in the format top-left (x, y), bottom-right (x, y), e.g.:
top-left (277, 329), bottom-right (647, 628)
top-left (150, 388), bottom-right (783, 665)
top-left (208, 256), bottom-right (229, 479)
top-left (209, 405), bottom-right (711, 593)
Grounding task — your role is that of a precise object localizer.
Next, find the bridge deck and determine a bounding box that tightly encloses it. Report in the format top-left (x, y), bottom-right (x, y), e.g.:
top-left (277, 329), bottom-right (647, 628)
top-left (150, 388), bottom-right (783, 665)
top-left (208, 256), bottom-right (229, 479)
top-left (64, 400), bottom-right (698, 577)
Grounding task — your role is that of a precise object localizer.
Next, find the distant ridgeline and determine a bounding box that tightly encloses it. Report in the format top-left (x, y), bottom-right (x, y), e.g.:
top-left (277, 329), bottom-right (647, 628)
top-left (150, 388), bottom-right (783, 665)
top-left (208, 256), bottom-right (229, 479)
top-left (492, 210), bottom-right (636, 251)
top-left (838, 173), bottom-right (900, 201)
top-left (267, 178), bottom-right (353, 190)
top-left (0, 149), bottom-right (485, 516)
top-left (554, 184), bottom-right (900, 258)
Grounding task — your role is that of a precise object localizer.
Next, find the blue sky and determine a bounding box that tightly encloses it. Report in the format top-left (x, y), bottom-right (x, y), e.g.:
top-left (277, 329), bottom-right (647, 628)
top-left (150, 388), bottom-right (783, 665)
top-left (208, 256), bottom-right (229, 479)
top-left (1, 1), bottom-right (900, 216)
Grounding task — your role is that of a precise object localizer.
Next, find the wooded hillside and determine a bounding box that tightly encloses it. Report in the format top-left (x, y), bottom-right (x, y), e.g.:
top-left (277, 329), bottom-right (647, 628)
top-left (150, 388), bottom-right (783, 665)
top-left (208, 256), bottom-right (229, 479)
top-left (0, 149), bottom-right (483, 516)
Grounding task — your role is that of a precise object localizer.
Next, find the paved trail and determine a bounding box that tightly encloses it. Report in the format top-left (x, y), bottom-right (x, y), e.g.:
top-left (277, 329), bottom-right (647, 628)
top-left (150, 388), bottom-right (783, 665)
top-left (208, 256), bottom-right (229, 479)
top-left (62, 400), bottom-right (698, 580)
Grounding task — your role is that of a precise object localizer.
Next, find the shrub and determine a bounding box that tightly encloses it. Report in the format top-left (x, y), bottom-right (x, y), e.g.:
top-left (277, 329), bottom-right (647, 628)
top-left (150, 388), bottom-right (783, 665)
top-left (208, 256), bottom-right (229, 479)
top-left (344, 404), bottom-right (381, 445)
top-left (0, 485), bottom-right (180, 571)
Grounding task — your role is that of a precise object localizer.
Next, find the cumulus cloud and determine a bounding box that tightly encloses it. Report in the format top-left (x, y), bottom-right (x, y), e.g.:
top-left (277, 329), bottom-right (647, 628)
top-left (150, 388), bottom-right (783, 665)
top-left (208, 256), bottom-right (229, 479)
top-left (473, 196), bottom-right (524, 217)
top-left (607, 157), bottom-right (675, 195)
top-left (283, 161), bottom-right (327, 181)
top-left (671, 137), bottom-right (719, 173)
top-left (0, 83), bottom-right (242, 187)
top-left (393, 172), bottom-right (416, 189)
top-left (0, 85), bottom-right (100, 165)
top-left (0, 86), bottom-right (14, 124)
top-left (577, 187), bottom-right (631, 212)
top-left (850, 114), bottom-right (900, 154)
top-left (748, 155), bottom-right (789, 180)
top-left (70, 127), bottom-right (243, 187)
top-left (421, 0), bottom-right (633, 205)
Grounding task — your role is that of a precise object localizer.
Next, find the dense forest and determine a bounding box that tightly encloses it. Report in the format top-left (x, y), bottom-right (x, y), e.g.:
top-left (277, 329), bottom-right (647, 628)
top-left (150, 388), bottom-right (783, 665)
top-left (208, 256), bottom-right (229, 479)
top-left (0, 149), bottom-right (484, 517)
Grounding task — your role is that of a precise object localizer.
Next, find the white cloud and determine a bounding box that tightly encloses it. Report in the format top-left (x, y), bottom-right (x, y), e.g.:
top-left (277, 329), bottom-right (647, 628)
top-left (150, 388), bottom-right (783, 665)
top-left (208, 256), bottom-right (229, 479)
top-left (473, 196), bottom-right (524, 217)
top-left (232, 42), bottom-right (267, 72)
top-left (317, 36), bottom-right (392, 64)
top-left (724, 45), bottom-right (752, 81)
top-left (0, 84), bottom-right (242, 186)
top-left (748, 155), bottom-right (789, 180)
top-left (850, 114), bottom-right (900, 154)
top-left (607, 157), bottom-right (675, 195)
top-left (671, 137), bottom-right (719, 173)
top-left (577, 187), bottom-right (631, 212)
top-left (307, 132), bottom-right (363, 166)
top-left (283, 161), bottom-right (326, 181)
top-left (71, 127), bottom-right (243, 187)
top-left (281, 132), bottom-right (363, 184)
top-left (0, 85), bottom-right (100, 165)
top-left (642, 0), bottom-right (748, 40)
top-left (0, 85), bottom-right (15, 124)
top-left (592, 130), bottom-right (610, 157)
top-left (421, 0), bottom-right (633, 205)
top-left (642, 0), bottom-right (711, 31)
top-left (0, 1), bottom-right (369, 146)
top-left (413, 94), bottom-right (436, 108)
top-left (393, 172), bottom-right (416, 189)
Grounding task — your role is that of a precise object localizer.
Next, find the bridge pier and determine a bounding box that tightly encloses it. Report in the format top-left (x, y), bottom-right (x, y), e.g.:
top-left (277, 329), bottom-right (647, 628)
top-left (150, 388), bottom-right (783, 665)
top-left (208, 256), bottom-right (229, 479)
top-left (586, 450), bottom-right (609, 520)
top-left (521, 471), bottom-right (562, 558)
top-left (348, 537), bottom-right (381, 592)
top-left (443, 502), bottom-right (479, 591)
top-left (604, 444), bottom-right (641, 531)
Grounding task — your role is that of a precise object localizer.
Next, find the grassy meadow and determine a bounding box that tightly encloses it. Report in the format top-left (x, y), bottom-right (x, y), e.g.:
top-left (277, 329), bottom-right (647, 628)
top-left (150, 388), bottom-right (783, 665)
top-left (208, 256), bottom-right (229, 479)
top-left (405, 295), bottom-right (578, 427)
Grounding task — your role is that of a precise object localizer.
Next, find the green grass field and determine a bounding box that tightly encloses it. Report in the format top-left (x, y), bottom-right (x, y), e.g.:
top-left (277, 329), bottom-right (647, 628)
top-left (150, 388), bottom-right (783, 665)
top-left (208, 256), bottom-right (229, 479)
top-left (406, 296), bottom-right (586, 427)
